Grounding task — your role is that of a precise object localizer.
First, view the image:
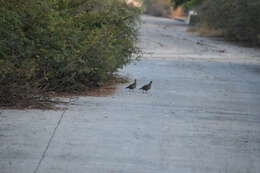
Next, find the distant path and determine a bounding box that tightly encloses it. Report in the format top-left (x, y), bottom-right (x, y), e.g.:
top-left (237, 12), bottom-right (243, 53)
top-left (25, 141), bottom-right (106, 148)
top-left (0, 15), bottom-right (260, 173)
top-left (139, 15), bottom-right (260, 64)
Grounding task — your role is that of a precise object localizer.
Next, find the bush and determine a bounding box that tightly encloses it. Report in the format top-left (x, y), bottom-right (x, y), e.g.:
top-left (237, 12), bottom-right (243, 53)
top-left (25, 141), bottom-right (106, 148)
top-left (143, 0), bottom-right (173, 17)
top-left (0, 0), bottom-right (140, 107)
top-left (197, 0), bottom-right (260, 44)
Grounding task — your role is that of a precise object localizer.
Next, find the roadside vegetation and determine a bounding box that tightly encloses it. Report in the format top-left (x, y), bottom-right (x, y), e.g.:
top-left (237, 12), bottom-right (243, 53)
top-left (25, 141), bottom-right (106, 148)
top-left (142, 0), bottom-right (200, 17)
top-left (176, 0), bottom-right (260, 45)
top-left (0, 0), bottom-right (141, 108)
top-left (143, 0), bottom-right (173, 17)
top-left (143, 0), bottom-right (260, 45)
top-left (197, 0), bottom-right (260, 45)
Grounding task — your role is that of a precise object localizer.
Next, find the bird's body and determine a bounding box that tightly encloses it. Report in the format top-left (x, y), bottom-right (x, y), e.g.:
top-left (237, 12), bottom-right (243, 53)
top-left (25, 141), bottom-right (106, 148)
top-left (126, 79), bottom-right (137, 90)
top-left (139, 81), bottom-right (152, 92)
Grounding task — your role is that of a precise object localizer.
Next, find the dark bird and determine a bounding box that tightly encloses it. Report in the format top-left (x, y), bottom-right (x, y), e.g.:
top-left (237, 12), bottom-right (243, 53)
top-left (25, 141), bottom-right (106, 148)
top-left (139, 81), bottom-right (152, 92)
top-left (126, 79), bottom-right (137, 90)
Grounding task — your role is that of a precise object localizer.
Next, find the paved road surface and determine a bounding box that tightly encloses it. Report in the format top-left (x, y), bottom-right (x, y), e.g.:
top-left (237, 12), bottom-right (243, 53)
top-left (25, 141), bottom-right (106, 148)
top-left (1, 15), bottom-right (260, 173)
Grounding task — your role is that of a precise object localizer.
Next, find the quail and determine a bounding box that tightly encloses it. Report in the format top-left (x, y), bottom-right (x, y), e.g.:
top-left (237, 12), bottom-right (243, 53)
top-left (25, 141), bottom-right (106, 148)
top-left (126, 79), bottom-right (137, 90)
top-left (139, 81), bottom-right (152, 92)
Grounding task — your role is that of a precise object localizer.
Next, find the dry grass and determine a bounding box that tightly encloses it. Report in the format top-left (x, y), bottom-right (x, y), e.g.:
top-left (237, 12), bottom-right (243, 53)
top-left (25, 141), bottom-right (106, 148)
top-left (0, 75), bottom-right (128, 110)
top-left (187, 24), bottom-right (224, 37)
top-left (53, 74), bottom-right (128, 98)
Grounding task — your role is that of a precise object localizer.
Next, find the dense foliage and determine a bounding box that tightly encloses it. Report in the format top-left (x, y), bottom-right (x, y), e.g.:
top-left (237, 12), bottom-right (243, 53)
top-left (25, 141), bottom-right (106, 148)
top-left (172, 0), bottom-right (260, 45)
top-left (182, 0), bottom-right (203, 8)
top-left (172, 0), bottom-right (190, 7)
top-left (198, 0), bottom-right (260, 44)
top-left (143, 0), bottom-right (173, 17)
top-left (0, 0), bottom-right (140, 106)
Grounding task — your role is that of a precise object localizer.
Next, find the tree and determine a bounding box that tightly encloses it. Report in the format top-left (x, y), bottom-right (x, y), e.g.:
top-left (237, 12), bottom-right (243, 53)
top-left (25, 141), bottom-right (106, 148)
top-left (143, 0), bottom-right (173, 17)
top-left (171, 0), bottom-right (204, 8)
top-left (172, 0), bottom-right (190, 7)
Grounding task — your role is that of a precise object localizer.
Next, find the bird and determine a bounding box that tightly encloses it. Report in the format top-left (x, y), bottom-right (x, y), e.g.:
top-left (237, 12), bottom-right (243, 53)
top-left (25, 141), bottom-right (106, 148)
top-left (126, 79), bottom-right (137, 90)
top-left (139, 81), bottom-right (152, 92)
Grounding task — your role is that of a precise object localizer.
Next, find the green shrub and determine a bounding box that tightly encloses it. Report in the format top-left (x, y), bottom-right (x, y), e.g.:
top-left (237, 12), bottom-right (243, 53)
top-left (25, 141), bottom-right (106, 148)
top-left (0, 0), bottom-right (140, 107)
top-left (197, 0), bottom-right (260, 44)
top-left (143, 0), bottom-right (173, 17)
top-left (171, 0), bottom-right (204, 8)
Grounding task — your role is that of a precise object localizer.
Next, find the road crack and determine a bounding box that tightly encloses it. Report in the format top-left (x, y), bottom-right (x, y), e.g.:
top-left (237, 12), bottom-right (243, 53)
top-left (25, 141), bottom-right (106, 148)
top-left (33, 100), bottom-right (71, 173)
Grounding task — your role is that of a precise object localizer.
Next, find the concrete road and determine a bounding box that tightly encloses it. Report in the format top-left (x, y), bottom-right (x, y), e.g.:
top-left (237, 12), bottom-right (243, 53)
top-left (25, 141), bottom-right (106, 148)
top-left (1, 15), bottom-right (260, 173)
